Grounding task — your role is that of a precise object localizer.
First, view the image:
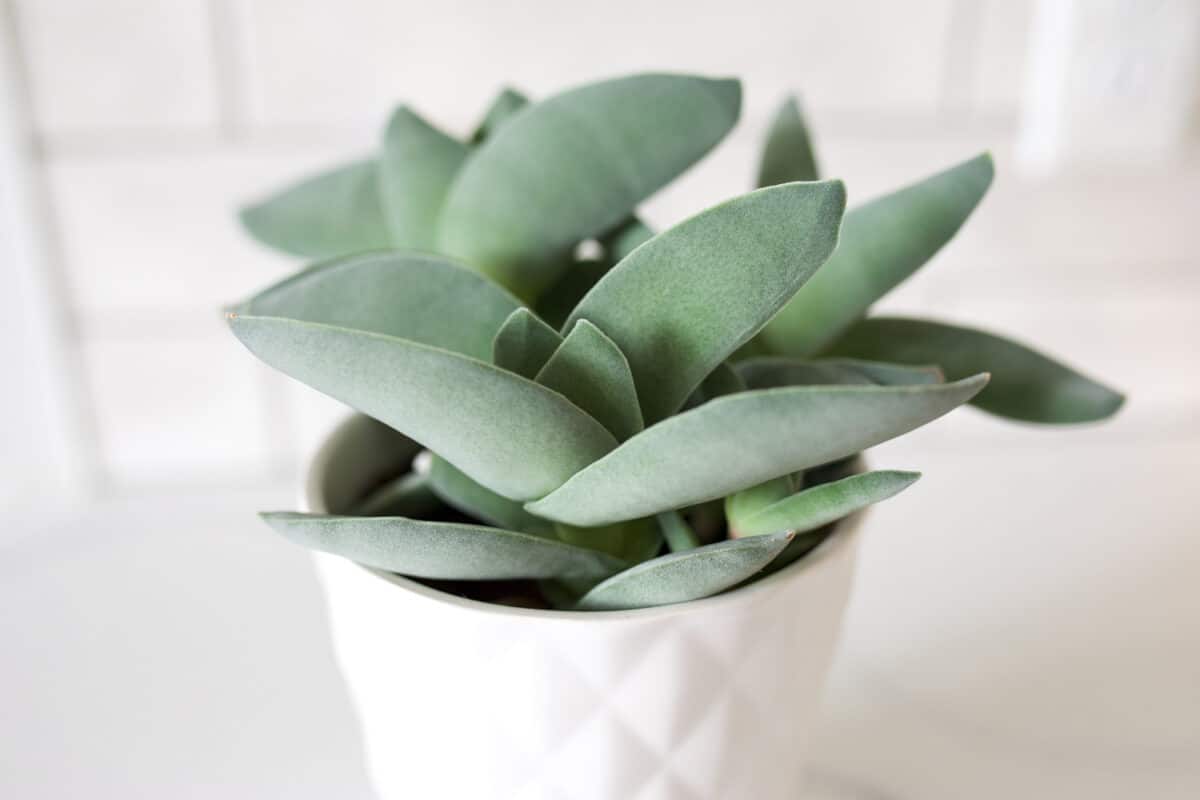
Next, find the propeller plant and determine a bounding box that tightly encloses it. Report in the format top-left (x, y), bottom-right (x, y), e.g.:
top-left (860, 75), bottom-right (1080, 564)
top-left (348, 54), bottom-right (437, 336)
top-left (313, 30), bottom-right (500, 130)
top-left (228, 73), bottom-right (1123, 611)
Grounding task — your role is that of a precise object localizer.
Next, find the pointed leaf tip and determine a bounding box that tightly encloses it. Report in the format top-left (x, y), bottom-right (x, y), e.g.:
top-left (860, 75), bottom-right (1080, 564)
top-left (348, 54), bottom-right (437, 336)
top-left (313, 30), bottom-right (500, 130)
top-left (566, 179), bottom-right (847, 423)
top-left (229, 315), bottom-right (616, 500)
top-left (528, 374), bottom-right (986, 526)
top-left (759, 152), bottom-right (995, 356)
top-left (823, 317), bottom-right (1123, 424)
top-left (437, 73), bottom-right (744, 299)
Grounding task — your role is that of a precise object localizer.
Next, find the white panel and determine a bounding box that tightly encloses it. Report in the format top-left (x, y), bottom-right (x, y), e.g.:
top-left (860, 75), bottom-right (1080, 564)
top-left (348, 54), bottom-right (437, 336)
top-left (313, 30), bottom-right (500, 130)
top-left (0, 9), bottom-right (89, 522)
top-left (45, 147), bottom-right (354, 314)
top-left (13, 0), bottom-right (220, 133)
top-left (1019, 0), bottom-right (1200, 170)
top-left (235, 0), bottom-right (955, 132)
top-left (973, 0), bottom-right (1035, 114)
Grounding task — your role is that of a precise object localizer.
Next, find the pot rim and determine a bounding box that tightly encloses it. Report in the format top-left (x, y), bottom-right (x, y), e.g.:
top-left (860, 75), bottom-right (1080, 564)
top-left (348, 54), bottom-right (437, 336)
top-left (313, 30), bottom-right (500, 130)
top-left (304, 414), bottom-right (863, 624)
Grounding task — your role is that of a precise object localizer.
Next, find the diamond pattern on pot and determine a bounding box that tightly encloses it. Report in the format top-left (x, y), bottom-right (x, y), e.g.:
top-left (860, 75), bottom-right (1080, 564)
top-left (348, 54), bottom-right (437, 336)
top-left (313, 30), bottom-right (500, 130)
top-left (315, 524), bottom-right (859, 799)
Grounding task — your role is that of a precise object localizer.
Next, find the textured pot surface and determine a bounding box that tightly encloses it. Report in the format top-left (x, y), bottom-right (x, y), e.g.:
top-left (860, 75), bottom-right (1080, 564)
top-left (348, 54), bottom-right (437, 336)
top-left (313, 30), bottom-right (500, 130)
top-left (307, 415), bottom-right (862, 800)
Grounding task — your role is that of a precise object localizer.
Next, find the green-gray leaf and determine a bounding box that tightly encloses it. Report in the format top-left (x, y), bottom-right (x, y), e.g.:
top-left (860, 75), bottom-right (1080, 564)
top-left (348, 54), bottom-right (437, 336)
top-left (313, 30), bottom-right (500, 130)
top-left (262, 512), bottom-right (623, 581)
top-left (737, 357), bottom-right (942, 389)
top-left (469, 87), bottom-right (529, 144)
top-left (491, 307), bottom-right (563, 378)
top-left (236, 252), bottom-right (522, 361)
top-left (379, 106), bottom-right (468, 250)
top-left (566, 181), bottom-right (847, 423)
top-left (553, 518), bottom-right (662, 564)
top-left (428, 454), bottom-right (555, 537)
top-left (535, 320), bottom-right (643, 440)
top-left (527, 375), bottom-right (987, 526)
top-left (734, 470), bottom-right (919, 537)
top-left (240, 159), bottom-right (390, 259)
top-left (756, 95), bottom-right (819, 187)
top-left (352, 471), bottom-right (440, 517)
top-left (576, 532), bottom-right (792, 610)
top-left (823, 317), bottom-right (1125, 423)
top-left (228, 315), bottom-right (617, 500)
top-left (724, 475), bottom-right (793, 535)
top-left (759, 153), bottom-right (995, 356)
top-left (437, 73), bottom-right (742, 300)
top-left (657, 510), bottom-right (701, 553)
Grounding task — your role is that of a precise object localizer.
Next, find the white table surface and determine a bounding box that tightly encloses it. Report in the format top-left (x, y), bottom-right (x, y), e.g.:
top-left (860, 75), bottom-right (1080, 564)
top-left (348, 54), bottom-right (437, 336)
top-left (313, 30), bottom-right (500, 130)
top-left (3, 420), bottom-right (1198, 798)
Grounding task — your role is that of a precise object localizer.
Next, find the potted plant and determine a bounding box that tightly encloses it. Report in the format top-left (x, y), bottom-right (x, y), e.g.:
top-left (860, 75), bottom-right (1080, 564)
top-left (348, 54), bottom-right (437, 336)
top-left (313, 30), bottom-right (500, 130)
top-left (227, 73), bottom-right (1122, 799)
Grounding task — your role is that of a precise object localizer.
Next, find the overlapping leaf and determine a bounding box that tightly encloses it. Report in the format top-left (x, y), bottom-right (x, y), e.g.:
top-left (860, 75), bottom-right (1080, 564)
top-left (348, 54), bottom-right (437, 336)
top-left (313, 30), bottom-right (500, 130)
top-left (527, 375), bottom-right (987, 526)
top-left (737, 357), bottom-right (942, 389)
top-left (576, 532), bottom-right (792, 610)
top-left (240, 159), bottom-right (391, 259)
top-left (262, 512), bottom-right (623, 580)
top-left (823, 317), bottom-right (1125, 423)
top-left (758, 153), bottom-right (995, 356)
top-left (227, 315), bottom-right (617, 500)
top-left (428, 455), bottom-right (555, 537)
top-left (469, 87), bottom-right (529, 144)
top-left (437, 73), bottom-right (742, 299)
top-left (733, 470), bottom-right (919, 537)
top-left (567, 181), bottom-right (847, 423)
top-left (553, 518), bottom-right (662, 565)
top-left (535, 320), bottom-right (643, 440)
top-left (657, 511), bottom-right (701, 553)
top-left (756, 96), bottom-right (819, 187)
top-left (236, 252), bottom-right (522, 361)
top-left (491, 308), bottom-right (563, 378)
top-left (379, 107), bottom-right (468, 249)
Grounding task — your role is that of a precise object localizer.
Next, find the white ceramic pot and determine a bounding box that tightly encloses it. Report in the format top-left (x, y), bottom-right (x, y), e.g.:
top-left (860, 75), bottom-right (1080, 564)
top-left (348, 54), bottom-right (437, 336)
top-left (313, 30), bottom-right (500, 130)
top-left (306, 415), bottom-right (862, 800)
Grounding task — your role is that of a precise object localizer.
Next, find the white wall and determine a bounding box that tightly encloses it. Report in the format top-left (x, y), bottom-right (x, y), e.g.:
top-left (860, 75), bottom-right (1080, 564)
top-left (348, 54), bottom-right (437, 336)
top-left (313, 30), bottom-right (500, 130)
top-left (3, 0), bottom-right (1197, 495)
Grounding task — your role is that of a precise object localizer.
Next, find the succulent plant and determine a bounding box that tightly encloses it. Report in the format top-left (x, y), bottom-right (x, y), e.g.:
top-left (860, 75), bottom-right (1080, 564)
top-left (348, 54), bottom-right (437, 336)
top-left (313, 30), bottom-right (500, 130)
top-left (229, 73), bottom-right (1123, 611)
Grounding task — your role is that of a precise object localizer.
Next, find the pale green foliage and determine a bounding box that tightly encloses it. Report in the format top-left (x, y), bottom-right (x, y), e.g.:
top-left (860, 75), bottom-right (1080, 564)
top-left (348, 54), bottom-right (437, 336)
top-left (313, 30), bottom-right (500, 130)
top-left (231, 72), bottom-right (1123, 611)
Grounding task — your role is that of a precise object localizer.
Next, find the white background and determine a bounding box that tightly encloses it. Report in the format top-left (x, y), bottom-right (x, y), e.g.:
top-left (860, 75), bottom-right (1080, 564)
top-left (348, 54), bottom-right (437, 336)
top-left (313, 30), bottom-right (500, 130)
top-left (1, 1), bottom-right (1198, 797)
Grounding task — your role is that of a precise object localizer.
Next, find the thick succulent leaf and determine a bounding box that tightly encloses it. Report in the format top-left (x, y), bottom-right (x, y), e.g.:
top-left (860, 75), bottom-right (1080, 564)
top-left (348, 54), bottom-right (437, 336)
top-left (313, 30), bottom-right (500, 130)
top-left (228, 315), bottom-right (617, 500)
top-left (599, 217), bottom-right (655, 262)
top-left (735, 470), bottom-right (920, 537)
top-left (567, 181), bottom-right (847, 423)
top-left (756, 95), bottom-right (819, 187)
top-left (261, 512), bottom-right (623, 581)
top-left (535, 320), bottom-right (644, 440)
top-left (469, 87), bottom-right (529, 144)
top-left (657, 510), bottom-right (701, 553)
top-left (491, 308), bottom-right (563, 378)
top-left (379, 107), bottom-right (469, 249)
top-left (576, 532), bottom-right (792, 610)
top-left (823, 317), bottom-right (1125, 423)
top-left (554, 518), bottom-right (662, 564)
top-left (437, 73), bottom-right (742, 299)
top-left (724, 475), bottom-right (794, 535)
top-left (535, 259), bottom-right (612, 330)
top-left (838, 359), bottom-right (944, 386)
top-left (237, 252), bottom-right (522, 361)
top-left (353, 471), bottom-right (440, 517)
top-left (240, 159), bottom-right (390, 259)
top-left (737, 357), bottom-right (941, 389)
top-left (527, 375), bottom-right (988, 526)
top-left (428, 454), bottom-right (555, 538)
top-left (759, 153), bottom-right (995, 356)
